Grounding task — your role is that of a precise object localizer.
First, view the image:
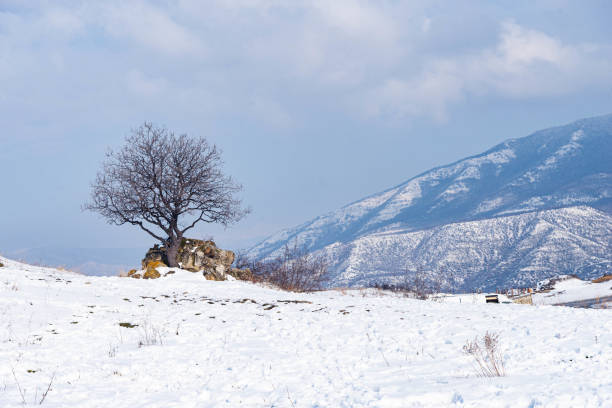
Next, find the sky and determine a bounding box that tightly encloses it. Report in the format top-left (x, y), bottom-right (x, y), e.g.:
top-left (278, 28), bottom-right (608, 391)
top-left (1, 0), bottom-right (612, 257)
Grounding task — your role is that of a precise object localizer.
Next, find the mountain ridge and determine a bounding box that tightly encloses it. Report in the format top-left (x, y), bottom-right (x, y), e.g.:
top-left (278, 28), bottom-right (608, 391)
top-left (248, 114), bottom-right (612, 290)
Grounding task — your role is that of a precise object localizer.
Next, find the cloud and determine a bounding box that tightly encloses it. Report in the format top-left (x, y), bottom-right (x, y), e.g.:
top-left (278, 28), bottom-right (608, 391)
top-left (312, 0), bottom-right (397, 43)
top-left (1, 2), bottom-right (611, 127)
top-left (363, 21), bottom-right (612, 121)
top-left (97, 2), bottom-right (203, 56)
top-left (41, 7), bottom-right (85, 35)
top-left (126, 69), bottom-right (167, 96)
top-left (248, 96), bottom-right (293, 129)
top-left (421, 17), bottom-right (432, 33)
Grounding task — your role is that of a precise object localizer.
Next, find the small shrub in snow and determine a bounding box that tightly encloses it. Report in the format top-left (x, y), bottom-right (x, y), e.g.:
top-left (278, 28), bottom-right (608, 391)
top-left (373, 268), bottom-right (442, 300)
top-left (137, 320), bottom-right (166, 348)
top-left (462, 331), bottom-right (505, 377)
top-left (11, 367), bottom-right (55, 405)
top-left (235, 244), bottom-right (328, 292)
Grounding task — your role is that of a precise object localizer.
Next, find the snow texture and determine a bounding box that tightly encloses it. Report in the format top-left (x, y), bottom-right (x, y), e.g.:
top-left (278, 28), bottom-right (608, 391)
top-left (0, 258), bottom-right (611, 407)
top-left (532, 276), bottom-right (612, 307)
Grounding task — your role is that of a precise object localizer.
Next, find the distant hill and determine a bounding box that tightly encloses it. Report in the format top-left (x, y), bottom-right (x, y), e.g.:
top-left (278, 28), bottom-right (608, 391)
top-left (3, 247), bottom-right (145, 276)
top-left (248, 114), bottom-right (612, 290)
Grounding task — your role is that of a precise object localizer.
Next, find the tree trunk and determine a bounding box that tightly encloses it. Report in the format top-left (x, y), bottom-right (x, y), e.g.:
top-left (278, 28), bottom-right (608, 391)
top-left (166, 237), bottom-right (181, 268)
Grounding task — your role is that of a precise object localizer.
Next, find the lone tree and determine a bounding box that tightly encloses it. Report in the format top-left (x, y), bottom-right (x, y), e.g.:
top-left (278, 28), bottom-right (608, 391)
top-left (85, 122), bottom-right (248, 267)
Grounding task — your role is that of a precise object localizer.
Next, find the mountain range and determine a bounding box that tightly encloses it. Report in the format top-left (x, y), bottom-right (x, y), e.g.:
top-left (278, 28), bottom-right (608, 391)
top-left (247, 114), bottom-right (612, 290)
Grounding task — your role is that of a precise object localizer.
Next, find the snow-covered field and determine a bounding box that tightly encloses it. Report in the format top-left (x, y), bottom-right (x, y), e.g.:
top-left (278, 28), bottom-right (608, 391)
top-left (1, 256), bottom-right (611, 407)
top-left (532, 276), bottom-right (612, 307)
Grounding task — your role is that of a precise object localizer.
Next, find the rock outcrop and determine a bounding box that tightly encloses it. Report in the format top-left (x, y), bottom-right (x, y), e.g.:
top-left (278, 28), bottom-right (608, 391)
top-left (140, 239), bottom-right (252, 281)
top-left (141, 246), bottom-right (166, 268)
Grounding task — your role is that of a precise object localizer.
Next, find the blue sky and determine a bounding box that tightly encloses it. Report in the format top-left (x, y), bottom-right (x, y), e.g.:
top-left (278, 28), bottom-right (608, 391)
top-left (1, 0), bottom-right (611, 254)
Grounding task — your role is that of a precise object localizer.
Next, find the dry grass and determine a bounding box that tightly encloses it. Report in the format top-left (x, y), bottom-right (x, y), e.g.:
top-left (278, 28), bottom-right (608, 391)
top-left (512, 294), bottom-right (533, 305)
top-left (137, 319), bottom-right (166, 347)
top-left (463, 331), bottom-right (506, 377)
top-left (11, 367), bottom-right (56, 405)
top-left (592, 274), bottom-right (612, 283)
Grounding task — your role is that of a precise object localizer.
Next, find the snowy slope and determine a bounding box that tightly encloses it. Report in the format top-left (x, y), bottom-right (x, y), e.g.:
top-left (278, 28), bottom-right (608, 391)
top-left (1, 257), bottom-right (611, 407)
top-left (532, 276), bottom-right (612, 307)
top-left (248, 114), bottom-right (612, 290)
top-left (319, 206), bottom-right (611, 290)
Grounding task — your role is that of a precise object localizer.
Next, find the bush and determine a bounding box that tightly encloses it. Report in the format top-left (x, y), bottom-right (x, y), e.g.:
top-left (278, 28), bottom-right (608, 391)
top-left (462, 331), bottom-right (505, 377)
top-left (235, 244), bottom-right (328, 292)
top-left (373, 268), bottom-right (441, 300)
top-left (137, 319), bottom-right (166, 347)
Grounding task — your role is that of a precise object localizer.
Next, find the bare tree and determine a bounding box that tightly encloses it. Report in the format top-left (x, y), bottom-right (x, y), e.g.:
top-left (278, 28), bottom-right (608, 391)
top-left (84, 122), bottom-right (248, 267)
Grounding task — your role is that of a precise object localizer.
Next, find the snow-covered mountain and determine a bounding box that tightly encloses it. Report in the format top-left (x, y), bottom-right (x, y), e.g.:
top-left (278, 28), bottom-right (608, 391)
top-left (248, 114), bottom-right (612, 290)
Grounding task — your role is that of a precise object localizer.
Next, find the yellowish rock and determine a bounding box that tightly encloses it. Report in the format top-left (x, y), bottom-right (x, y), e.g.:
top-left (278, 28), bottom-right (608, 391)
top-left (143, 267), bottom-right (161, 279)
top-left (146, 260), bottom-right (166, 269)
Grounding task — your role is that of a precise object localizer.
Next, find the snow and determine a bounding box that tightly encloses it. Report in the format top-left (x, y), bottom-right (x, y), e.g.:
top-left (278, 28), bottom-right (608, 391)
top-left (474, 197), bottom-right (504, 214)
top-left (369, 180), bottom-right (422, 224)
top-left (1, 257), bottom-right (611, 407)
top-left (436, 182), bottom-right (469, 201)
top-left (470, 148), bottom-right (516, 166)
top-left (456, 166), bottom-right (480, 181)
top-left (514, 129), bottom-right (585, 185)
top-left (532, 276), bottom-right (612, 306)
top-left (247, 186), bottom-right (403, 259)
top-left (319, 206), bottom-right (612, 290)
top-left (430, 293), bottom-right (513, 304)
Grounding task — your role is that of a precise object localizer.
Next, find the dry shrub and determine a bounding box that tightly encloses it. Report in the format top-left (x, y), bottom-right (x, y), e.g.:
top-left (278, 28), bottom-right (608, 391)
top-left (137, 319), bottom-right (166, 347)
top-left (235, 244), bottom-right (328, 292)
top-left (592, 274), bottom-right (612, 283)
top-left (373, 268), bottom-right (441, 300)
top-left (462, 331), bottom-right (506, 377)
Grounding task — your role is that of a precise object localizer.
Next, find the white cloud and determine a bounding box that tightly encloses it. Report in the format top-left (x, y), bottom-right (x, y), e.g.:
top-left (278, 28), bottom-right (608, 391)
top-left (1, 2), bottom-right (611, 126)
top-left (497, 21), bottom-right (566, 65)
top-left (42, 8), bottom-right (85, 35)
top-left (98, 2), bottom-right (203, 56)
top-left (363, 21), bottom-right (612, 121)
top-left (126, 69), bottom-right (167, 96)
top-left (312, 0), bottom-right (396, 43)
top-left (422, 17), bottom-right (432, 33)
top-left (248, 96), bottom-right (293, 129)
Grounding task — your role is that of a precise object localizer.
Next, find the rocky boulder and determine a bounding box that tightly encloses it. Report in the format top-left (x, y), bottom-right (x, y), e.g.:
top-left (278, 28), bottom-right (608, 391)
top-left (141, 245), bottom-right (166, 268)
top-left (141, 238), bottom-right (251, 281)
